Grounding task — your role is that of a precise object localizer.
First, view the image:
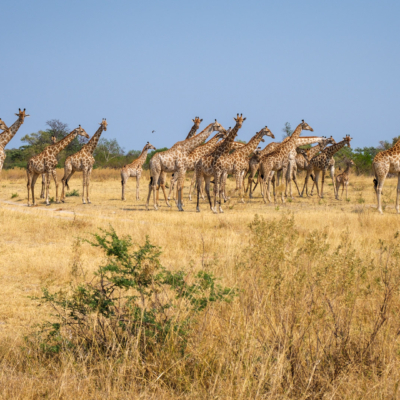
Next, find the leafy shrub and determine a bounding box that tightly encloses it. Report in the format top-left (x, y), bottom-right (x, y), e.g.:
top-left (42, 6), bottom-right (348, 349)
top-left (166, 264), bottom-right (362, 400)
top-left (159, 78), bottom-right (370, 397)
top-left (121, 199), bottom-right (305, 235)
top-left (11, 193), bottom-right (18, 198)
top-left (31, 227), bottom-right (235, 360)
top-left (66, 189), bottom-right (79, 197)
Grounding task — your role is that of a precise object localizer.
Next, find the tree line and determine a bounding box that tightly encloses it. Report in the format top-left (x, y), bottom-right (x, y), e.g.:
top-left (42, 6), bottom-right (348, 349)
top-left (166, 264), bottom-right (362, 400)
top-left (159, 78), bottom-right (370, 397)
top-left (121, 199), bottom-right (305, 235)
top-left (3, 119), bottom-right (397, 174)
top-left (4, 119), bottom-right (166, 170)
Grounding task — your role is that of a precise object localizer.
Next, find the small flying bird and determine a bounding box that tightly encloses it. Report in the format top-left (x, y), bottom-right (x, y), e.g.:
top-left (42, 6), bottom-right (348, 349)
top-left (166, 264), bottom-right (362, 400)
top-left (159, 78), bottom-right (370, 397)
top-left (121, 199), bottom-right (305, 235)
top-left (151, 130), bottom-right (155, 134)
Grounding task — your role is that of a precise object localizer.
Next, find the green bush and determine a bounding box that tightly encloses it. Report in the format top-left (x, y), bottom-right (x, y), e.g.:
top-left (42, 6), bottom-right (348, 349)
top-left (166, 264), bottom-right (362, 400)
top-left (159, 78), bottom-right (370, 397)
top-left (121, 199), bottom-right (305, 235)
top-left (31, 227), bottom-right (235, 359)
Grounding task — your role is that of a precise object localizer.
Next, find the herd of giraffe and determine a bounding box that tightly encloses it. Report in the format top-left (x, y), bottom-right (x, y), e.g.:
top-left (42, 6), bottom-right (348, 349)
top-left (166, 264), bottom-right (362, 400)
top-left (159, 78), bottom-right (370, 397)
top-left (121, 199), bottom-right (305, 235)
top-left (0, 109), bottom-right (398, 214)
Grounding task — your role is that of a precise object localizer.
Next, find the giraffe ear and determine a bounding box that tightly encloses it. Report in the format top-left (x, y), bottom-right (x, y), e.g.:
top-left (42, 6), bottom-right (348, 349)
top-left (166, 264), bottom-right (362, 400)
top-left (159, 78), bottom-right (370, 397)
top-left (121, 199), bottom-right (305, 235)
top-left (243, 117), bottom-right (246, 121)
top-left (200, 119), bottom-right (203, 122)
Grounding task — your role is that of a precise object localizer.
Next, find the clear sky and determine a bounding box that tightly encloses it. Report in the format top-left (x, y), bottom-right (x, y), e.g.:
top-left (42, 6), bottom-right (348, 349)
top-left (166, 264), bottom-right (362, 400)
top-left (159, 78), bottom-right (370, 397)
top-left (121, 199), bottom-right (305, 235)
top-left (2, 0), bottom-right (399, 151)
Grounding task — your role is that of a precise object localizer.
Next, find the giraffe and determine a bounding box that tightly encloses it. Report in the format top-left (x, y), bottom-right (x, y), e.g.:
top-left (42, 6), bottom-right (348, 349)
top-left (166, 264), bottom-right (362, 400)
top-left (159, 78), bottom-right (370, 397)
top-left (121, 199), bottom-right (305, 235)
top-left (291, 136), bottom-right (336, 195)
top-left (0, 109), bottom-right (30, 176)
top-left (167, 129), bottom-right (228, 202)
top-left (372, 139), bottom-right (400, 214)
top-left (146, 119), bottom-right (226, 211)
top-left (195, 114), bottom-right (246, 213)
top-left (256, 122), bottom-right (316, 203)
top-left (61, 119), bottom-right (107, 204)
top-left (121, 142), bottom-right (156, 201)
top-left (335, 158), bottom-right (355, 200)
top-left (40, 135), bottom-right (57, 199)
top-left (27, 126), bottom-right (89, 206)
top-left (301, 135), bottom-right (352, 199)
top-left (246, 135), bottom-right (326, 199)
top-left (155, 117), bottom-right (207, 205)
top-left (219, 126), bottom-right (275, 203)
top-left (185, 117), bottom-right (203, 139)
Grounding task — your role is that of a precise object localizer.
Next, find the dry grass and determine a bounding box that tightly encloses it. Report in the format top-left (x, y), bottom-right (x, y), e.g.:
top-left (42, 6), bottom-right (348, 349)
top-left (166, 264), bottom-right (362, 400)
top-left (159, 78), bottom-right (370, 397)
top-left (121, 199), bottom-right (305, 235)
top-left (1, 169), bottom-right (400, 399)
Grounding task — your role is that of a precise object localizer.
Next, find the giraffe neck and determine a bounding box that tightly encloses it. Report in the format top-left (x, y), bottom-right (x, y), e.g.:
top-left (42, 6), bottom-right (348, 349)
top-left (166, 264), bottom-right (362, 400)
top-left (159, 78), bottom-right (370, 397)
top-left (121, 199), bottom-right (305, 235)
top-left (214, 122), bottom-right (241, 158)
top-left (344, 164), bottom-right (352, 175)
top-left (294, 137), bottom-right (323, 147)
top-left (236, 132), bottom-right (265, 157)
top-left (185, 124), bottom-right (214, 153)
top-left (83, 126), bottom-right (105, 154)
top-left (0, 116), bottom-right (23, 148)
top-left (136, 145), bottom-right (150, 166)
top-left (290, 122), bottom-right (304, 140)
top-left (307, 142), bottom-right (324, 159)
top-left (260, 142), bottom-right (279, 156)
top-left (324, 140), bottom-right (347, 159)
top-left (51, 130), bottom-right (79, 155)
top-left (185, 123), bottom-right (200, 140)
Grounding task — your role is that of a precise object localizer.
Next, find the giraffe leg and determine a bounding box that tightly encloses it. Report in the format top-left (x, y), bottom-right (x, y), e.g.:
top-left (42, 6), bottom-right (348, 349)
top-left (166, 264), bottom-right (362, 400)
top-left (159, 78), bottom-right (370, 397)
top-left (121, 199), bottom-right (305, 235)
top-left (82, 171), bottom-right (87, 204)
top-left (188, 175), bottom-right (195, 201)
top-left (167, 174), bottom-right (175, 201)
top-left (301, 170), bottom-right (311, 197)
top-left (396, 174), bottom-right (400, 214)
top-left (330, 165), bottom-right (337, 199)
top-left (146, 176), bottom-right (154, 211)
top-left (51, 169), bottom-right (60, 204)
top-left (86, 168), bottom-right (92, 204)
top-left (176, 168), bottom-right (186, 211)
top-left (239, 170), bottom-right (245, 203)
top-left (61, 163), bottom-right (73, 202)
top-left (136, 175), bottom-right (140, 201)
top-left (320, 170), bottom-right (326, 198)
top-left (44, 170), bottom-right (51, 206)
top-left (212, 171), bottom-right (223, 214)
top-left (40, 174), bottom-right (46, 199)
top-left (376, 172), bottom-right (387, 214)
top-left (313, 171), bottom-right (321, 198)
top-left (31, 173), bottom-right (39, 206)
top-left (27, 169), bottom-right (32, 207)
top-left (121, 170), bottom-right (129, 201)
top-left (342, 182), bottom-right (345, 199)
top-left (196, 170), bottom-right (203, 212)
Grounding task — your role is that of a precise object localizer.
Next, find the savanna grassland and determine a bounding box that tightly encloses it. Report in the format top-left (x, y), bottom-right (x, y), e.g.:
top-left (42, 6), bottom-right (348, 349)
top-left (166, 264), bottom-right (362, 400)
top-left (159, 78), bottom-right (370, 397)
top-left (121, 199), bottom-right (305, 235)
top-left (1, 168), bottom-right (400, 399)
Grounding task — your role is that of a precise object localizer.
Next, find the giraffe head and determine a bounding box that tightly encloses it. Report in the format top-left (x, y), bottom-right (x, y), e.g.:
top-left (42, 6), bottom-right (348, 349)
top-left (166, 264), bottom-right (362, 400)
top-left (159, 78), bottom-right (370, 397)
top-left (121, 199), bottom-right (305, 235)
top-left (145, 141), bottom-right (156, 151)
top-left (99, 118), bottom-right (108, 131)
top-left (14, 108), bottom-right (30, 122)
top-left (343, 134), bottom-right (352, 148)
top-left (346, 158), bottom-right (355, 167)
top-left (51, 135), bottom-right (57, 144)
top-left (0, 118), bottom-right (9, 132)
top-left (258, 126), bottom-right (275, 141)
top-left (212, 119), bottom-right (226, 133)
top-left (233, 113), bottom-right (246, 128)
top-left (192, 116), bottom-right (203, 129)
top-left (296, 147), bottom-right (309, 162)
top-left (323, 135), bottom-right (336, 146)
top-left (301, 120), bottom-right (313, 132)
top-left (74, 125), bottom-right (90, 139)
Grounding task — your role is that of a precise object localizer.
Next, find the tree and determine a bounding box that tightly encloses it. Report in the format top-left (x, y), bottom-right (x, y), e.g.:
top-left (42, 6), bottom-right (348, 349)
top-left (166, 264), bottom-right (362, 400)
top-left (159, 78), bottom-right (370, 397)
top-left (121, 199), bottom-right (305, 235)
top-left (282, 122), bottom-right (293, 139)
top-left (94, 138), bottom-right (125, 165)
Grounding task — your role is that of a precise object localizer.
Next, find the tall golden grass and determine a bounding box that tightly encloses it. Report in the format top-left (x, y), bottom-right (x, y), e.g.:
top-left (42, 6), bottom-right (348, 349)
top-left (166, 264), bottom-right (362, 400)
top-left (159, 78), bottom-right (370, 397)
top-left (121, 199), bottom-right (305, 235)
top-left (1, 171), bottom-right (400, 398)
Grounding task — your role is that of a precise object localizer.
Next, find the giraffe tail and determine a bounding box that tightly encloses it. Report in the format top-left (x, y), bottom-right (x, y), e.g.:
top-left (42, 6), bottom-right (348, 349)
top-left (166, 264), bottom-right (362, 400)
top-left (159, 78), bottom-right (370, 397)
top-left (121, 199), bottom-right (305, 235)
top-left (372, 163), bottom-right (378, 192)
top-left (310, 174), bottom-right (315, 181)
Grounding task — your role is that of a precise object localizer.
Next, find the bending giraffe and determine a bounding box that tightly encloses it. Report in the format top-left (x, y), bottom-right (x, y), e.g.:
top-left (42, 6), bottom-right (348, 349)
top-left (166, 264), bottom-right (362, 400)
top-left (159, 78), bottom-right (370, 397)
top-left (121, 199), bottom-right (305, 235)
top-left (61, 119), bottom-right (108, 204)
top-left (167, 129), bottom-right (228, 203)
top-left (121, 142), bottom-right (156, 201)
top-left (219, 126), bottom-right (275, 203)
top-left (0, 109), bottom-right (30, 176)
top-left (146, 120), bottom-right (226, 211)
top-left (195, 114), bottom-right (246, 213)
top-left (335, 158), bottom-right (355, 200)
top-left (301, 135), bottom-right (352, 198)
top-left (40, 135), bottom-right (57, 199)
top-left (27, 126), bottom-right (89, 206)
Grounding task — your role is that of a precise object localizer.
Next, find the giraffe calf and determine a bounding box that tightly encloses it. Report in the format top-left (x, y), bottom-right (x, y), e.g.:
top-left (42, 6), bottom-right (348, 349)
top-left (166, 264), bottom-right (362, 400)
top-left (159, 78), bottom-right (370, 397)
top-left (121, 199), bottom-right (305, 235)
top-left (335, 159), bottom-right (355, 200)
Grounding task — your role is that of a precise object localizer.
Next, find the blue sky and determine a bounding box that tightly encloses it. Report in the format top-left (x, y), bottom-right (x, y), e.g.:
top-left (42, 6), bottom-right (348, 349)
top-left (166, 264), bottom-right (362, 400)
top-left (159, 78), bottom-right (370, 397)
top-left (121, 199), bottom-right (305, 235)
top-left (2, 0), bottom-right (399, 151)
